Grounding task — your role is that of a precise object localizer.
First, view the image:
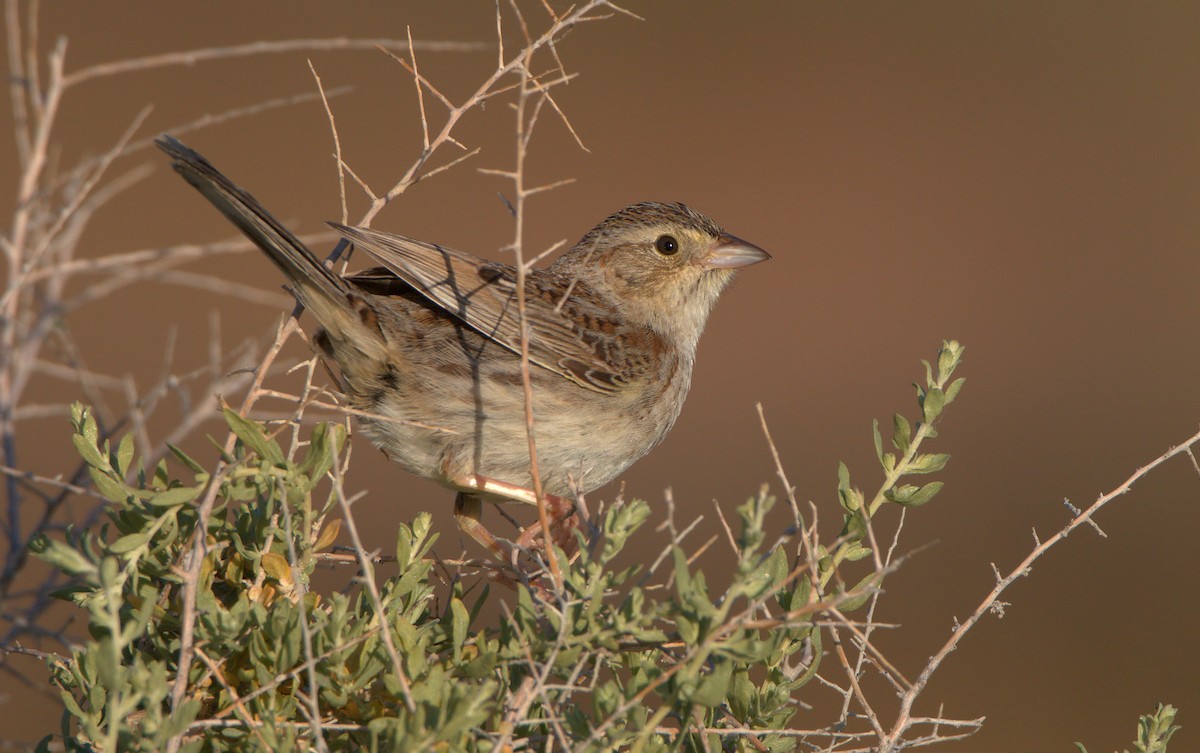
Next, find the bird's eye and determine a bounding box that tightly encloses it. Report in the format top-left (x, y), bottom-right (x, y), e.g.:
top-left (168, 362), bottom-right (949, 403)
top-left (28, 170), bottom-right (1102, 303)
top-left (655, 234), bottom-right (679, 255)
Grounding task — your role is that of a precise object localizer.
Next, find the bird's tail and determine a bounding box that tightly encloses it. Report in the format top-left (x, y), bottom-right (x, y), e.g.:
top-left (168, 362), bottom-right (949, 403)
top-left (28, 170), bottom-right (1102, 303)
top-left (155, 135), bottom-right (350, 315)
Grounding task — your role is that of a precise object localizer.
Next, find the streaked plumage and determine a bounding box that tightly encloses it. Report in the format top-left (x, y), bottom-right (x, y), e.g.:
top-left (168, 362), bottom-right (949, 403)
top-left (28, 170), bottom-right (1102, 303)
top-left (157, 135), bottom-right (769, 554)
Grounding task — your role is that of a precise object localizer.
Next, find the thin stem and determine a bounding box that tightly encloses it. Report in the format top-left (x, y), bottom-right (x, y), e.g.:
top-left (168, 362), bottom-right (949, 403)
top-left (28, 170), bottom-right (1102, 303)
top-left (879, 425), bottom-right (1200, 751)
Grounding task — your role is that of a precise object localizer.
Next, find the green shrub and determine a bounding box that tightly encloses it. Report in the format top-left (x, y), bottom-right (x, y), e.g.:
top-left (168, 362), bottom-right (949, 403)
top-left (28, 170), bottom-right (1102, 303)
top-left (34, 342), bottom-right (967, 751)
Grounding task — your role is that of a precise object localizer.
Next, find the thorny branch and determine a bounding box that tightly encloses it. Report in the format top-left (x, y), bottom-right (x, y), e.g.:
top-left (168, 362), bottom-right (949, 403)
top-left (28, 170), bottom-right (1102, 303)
top-left (876, 425), bottom-right (1200, 752)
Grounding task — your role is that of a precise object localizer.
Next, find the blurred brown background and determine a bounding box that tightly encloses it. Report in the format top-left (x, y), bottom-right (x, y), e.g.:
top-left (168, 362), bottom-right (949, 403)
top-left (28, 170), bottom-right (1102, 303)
top-left (2, 1), bottom-right (1198, 749)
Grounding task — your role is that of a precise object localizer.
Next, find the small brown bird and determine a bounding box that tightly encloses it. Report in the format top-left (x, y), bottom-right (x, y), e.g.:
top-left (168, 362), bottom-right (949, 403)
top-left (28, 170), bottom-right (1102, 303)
top-left (157, 135), bottom-right (769, 560)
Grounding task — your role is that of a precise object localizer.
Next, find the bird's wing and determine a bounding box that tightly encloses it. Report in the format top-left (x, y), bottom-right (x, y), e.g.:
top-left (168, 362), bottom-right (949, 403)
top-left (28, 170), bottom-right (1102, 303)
top-left (332, 223), bottom-right (627, 393)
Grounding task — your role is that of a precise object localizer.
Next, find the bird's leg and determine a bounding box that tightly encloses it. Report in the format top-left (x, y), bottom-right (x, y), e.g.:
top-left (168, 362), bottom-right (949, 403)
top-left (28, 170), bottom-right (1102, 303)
top-left (452, 492), bottom-right (507, 560)
top-left (453, 492), bottom-right (527, 590)
top-left (514, 494), bottom-right (579, 556)
top-left (452, 473), bottom-right (540, 505)
top-left (447, 472), bottom-right (580, 557)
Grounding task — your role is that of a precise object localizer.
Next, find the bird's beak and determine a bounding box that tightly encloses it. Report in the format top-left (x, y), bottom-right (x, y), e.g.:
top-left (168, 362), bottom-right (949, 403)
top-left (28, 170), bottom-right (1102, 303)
top-left (699, 233), bottom-right (771, 269)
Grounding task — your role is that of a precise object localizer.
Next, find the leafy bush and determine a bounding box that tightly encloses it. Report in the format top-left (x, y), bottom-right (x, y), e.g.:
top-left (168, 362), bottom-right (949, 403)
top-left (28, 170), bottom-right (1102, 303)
top-left (31, 342), bottom-right (977, 751)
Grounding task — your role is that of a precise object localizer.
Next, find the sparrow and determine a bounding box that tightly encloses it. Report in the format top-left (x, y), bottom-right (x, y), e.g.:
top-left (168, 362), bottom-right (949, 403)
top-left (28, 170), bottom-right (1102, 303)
top-left (156, 135), bottom-right (769, 562)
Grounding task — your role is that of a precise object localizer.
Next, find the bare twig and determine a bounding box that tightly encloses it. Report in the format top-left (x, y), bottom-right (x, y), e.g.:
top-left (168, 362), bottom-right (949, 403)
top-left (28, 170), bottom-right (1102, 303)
top-left (308, 60), bottom-right (348, 224)
top-left (61, 37), bottom-right (489, 90)
top-left (330, 459), bottom-right (417, 713)
top-left (877, 426), bottom-right (1200, 752)
top-left (507, 41), bottom-right (562, 587)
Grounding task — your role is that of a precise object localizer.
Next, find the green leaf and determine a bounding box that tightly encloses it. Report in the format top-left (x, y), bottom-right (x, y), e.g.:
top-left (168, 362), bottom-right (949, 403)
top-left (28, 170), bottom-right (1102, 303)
top-left (395, 522), bottom-right (412, 568)
top-left (816, 546), bottom-right (833, 577)
top-left (841, 542), bottom-right (872, 562)
top-left (382, 673), bottom-right (408, 698)
top-left (892, 414), bottom-right (911, 453)
top-left (690, 658), bottom-right (733, 708)
top-left (938, 340), bottom-right (964, 381)
top-left (116, 433), bottom-right (135, 477)
top-left (602, 499), bottom-right (651, 563)
top-left (71, 433), bottom-right (107, 471)
top-left (884, 484), bottom-right (919, 505)
top-left (945, 376), bottom-right (966, 403)
top-left (31, 536), bottom-right (98, 579)
top-left (222, 407), bottom-right (284, 465)
top-left (411, 512), bottom-right (435, 559)
top-left (167, 443), bottom-right (207, 474)
top-left (790, 575), bottom-right (812, 612)
top-left (937, 348), bottom-right (953, 381)
top-left (743, 547), bottom-right (789, 600)
top-left (148, 484), bottom-right (202, 508)
top-left (677, 614), bottom-right (699, 645)
top-left (94, 638), bottom-right (122, 689)
top-left (836, 463), bottom-right (860, 512)
top-left (792, 628), bottom-right (823, 688)
top-left (448, 598), bottom-right (469, 662)
top-left (58, 687), bottom-right (88, 722)
top-left (108, 530), bottom-right (153, 554)
top-left (897, 481), bottom-right (943, 508)
top-left (77, 404), bottom-right (100, 455)
top-left (840, 510), bottom-right (866, 540)
top-left (906, 453), bottom-right (950, 475)
top-left (728, 667), bottom-right (754, 721)
top-left (764, 546), bottom-right (788, 593)
top-left (672, 547), bottom-right (692, 596)
top-left (839, 571), bottom-right (882, 612)
top-left (872, 419), bottom-right (883, 465)
top-left (157, 698), bottom-right (200, 740)
top-left (297, 422), bottom-right (344, 485)
top-left (88, 467), bottom-right (132, 506)
top-left (921, 387), bottom-right (946, 424)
